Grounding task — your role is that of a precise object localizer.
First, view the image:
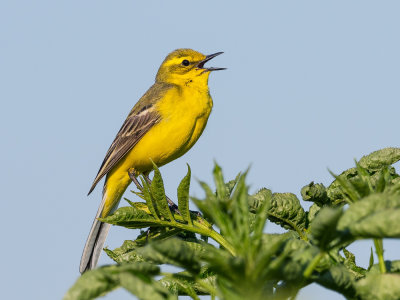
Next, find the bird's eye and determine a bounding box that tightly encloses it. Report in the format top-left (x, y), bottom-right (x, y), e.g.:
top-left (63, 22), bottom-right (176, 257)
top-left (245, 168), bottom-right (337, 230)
top-left (181, 59), bottom-right (190, 66)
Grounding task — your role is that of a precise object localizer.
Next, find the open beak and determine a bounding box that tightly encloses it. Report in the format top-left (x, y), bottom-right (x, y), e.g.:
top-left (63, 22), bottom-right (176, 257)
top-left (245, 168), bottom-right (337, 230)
top-left (197, 52), bottom-right (226, 71)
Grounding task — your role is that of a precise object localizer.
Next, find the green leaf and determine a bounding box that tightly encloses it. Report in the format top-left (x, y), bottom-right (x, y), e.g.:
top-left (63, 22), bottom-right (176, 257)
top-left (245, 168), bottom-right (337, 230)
top-left (150, 238), bottom-right (202, 273)
top-left (358, 147), bottom-right (400, 171)
top-left (116, 261), bottom-right (161, 275)
top-left (141, 176), bottom-right (160, 220)
top-left (354, 273), bottom-right (400, 300)
top-left (119, 271), bottom-right (175, 300)
top-left (192, 181), bottom-right (231, 236)
top-left (192, 182), bottom-right (218, 223)
top-left (177, 164), bottom-right (191, 224)
top-left (64, 263), bottom-right (161, 300)
top-left (161, 267), bottom-right (217, 297)
top-left (368, 247), bottom-right (374, 271)
top-left (105, 228), bottom-right (184, 264)
top-left (260, 232), bottom-right (298, 247)
top-left (151, 162), bottom-right (175, 222)
top-left (309, 207), bottom-right (343, 250)
top-left (328, 169), bottom-right (361, 203)
top-left (342, 248), bottom-right (366, 278)
top-left (275, 238), bottom-right (320, 281)
top-left (306, 203), bottom-right (321, 228)
top-left (267, 193), bottom-right (307, 237)
top-left (160, 274), bottom-right (201, 299)
top-left (337, 192), bottom-right (400, 238)
top-left (273, 282), bottom-right (304, 300)
top-left (105, 240), bottom-right (143, 264)
top-left (199, 243), bottom-right (237, 280)
top-left (230, 173), bottom-right (251, 250)
top-left (390, 177), bottom-right (400, 193)
top-left (327, 149), bottom-right (400, 204)
top-left (252, 189), bottom-right (271, 242)
top-left (369, 260), bottom-right (400, 274)
top-left (301, 182), bottom-right (329, 206)
top-left (248, 188), bottom-right (272, 213)
top-left (375, 167), bottom-right (391, 193)
top-left (64, 267), bottom-right (119, 300)
top-left (100, 206), bottom-right (159, 229)
top-left (327, 167), bottom-right (359, 203)
top-left (109, 239), bottom-right (137, 256)
top-left (113, 238), bottom-right (204, 268)
top-left (313, 265), bottom-right (356, 299)
top-left (252, 233), bottom-right (292, 279)
top-left (126, 200), bottom-right (150, 212)
top-left (73, 156), bottom-right (400, 300)
top-left (225, 173), bottom-right (240, 197)
top-left (213, 162), bottom-right (227, 200)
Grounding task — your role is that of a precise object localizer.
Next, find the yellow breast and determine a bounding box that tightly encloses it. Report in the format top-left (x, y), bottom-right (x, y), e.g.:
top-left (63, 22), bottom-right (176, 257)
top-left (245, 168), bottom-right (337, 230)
top-left (119, 85), bottom-right (213, 173)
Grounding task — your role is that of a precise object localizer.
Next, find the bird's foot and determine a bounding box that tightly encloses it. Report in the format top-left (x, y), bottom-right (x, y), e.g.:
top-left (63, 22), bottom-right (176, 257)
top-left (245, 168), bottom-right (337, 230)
top-left (190, 210), bottom-right (203, 218)
top-left (169, 203), bottom-right (181, 215)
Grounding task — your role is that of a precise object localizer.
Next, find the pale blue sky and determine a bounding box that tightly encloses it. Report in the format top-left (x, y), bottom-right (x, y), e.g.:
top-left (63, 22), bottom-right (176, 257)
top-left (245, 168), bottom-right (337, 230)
top-left (1, 1), bottom-right (400, 299)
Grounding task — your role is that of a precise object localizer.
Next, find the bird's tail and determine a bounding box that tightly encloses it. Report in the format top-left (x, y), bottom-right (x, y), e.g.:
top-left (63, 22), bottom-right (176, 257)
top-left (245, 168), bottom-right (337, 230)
top-left (79, 192), bottom-right (111, 274)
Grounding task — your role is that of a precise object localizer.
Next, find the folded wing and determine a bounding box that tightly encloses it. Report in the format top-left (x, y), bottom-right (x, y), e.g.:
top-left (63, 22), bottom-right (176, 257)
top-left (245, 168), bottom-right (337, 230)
top-left (88, 106), bottom-right (161, 195)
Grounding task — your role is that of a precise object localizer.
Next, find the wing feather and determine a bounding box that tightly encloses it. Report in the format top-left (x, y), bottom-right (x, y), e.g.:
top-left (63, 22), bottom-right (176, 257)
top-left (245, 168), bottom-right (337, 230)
top-left (88, 107), bottom-right (161, 195)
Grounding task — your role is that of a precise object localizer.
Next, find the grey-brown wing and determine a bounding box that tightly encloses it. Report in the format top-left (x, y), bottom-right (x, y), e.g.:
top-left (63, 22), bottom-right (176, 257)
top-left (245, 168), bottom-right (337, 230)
top-left (88, 107), bottom-right (161, 195)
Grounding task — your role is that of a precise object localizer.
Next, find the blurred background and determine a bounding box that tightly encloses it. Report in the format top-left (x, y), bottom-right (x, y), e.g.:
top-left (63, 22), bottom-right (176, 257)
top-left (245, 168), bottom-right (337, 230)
top-left (1, 1), bottom-right (400, 299)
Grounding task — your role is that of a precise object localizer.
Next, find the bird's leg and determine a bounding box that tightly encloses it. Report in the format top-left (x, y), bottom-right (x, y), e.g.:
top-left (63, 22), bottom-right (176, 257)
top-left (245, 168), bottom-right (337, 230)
top-left (128, 169), bottom-right (144, 191)
top-left (144, 175), bottom-right (180, 214)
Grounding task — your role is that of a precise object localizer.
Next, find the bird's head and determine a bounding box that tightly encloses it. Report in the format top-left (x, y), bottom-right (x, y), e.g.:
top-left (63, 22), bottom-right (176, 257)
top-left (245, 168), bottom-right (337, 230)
top-left (155, 49), bottom-right (225, 87)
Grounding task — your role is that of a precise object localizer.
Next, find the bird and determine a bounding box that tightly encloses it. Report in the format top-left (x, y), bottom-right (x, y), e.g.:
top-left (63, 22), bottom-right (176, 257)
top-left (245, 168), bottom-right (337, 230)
top-left (80, 48), bottom-right (225, 273)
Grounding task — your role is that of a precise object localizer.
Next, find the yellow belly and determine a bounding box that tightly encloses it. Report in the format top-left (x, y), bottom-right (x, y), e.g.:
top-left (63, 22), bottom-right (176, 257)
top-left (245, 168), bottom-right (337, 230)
top-left (101, 86), bottom-right (212, 216)
top-left (125, 87), bottom-right (212, 172)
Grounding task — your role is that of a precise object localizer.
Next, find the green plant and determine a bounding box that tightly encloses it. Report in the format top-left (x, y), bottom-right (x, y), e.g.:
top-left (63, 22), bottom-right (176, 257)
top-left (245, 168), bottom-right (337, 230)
top-left (65, 148), bottom-right (400, 300)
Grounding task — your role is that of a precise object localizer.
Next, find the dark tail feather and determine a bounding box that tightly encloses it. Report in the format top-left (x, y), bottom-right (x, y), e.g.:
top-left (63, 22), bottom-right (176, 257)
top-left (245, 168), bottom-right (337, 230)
top-left (79, 195), bottom-right (111, 274)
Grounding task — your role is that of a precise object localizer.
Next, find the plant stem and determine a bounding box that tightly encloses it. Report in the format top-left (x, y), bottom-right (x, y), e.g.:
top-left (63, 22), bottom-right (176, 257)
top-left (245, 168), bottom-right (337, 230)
top-left (209, 230), bottom-right (236, 256)
top-left (132, 213), bottom-right (236, 256)
top-left (303, 252), bottom-right (324, 279)
top-left (374, 238), bottom-right (386, 273)
top-left (181, 216), bottom-right (236, 256)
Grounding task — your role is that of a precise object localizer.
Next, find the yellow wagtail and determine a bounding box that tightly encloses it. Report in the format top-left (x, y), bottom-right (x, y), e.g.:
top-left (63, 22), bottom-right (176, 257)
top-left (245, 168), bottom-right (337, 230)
top-left (80, 49), bottom-right (225, 273)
